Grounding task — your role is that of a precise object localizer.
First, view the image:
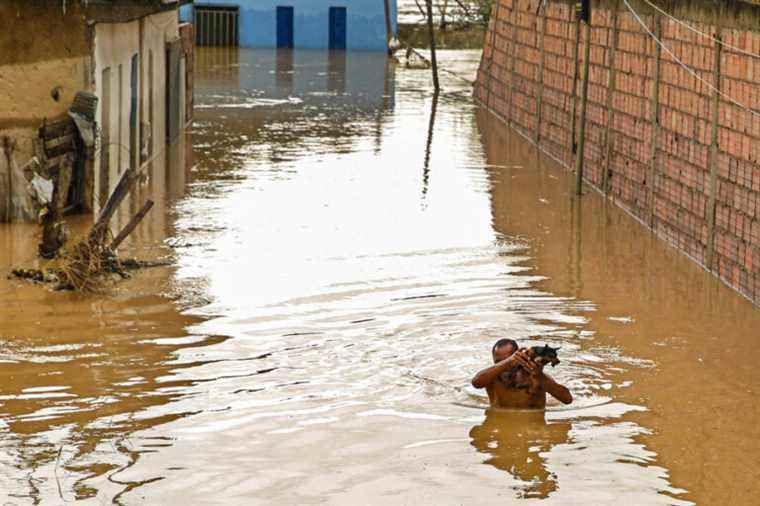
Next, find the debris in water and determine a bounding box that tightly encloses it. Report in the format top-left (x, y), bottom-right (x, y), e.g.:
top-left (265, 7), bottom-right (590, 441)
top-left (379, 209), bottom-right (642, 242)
top-left (404, 46), bottom-right (432, 69)
top-left (11, 165), bottom-right (165, 292)
top-left (9, 255), bottom-right (171, 292)
top-left (608, 316), bottom-right (634, 324)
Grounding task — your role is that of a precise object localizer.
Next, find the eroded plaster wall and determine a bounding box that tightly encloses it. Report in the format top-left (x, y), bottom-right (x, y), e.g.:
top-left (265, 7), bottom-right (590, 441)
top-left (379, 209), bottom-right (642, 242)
top-left (0, 1), bottom-right (91, 221)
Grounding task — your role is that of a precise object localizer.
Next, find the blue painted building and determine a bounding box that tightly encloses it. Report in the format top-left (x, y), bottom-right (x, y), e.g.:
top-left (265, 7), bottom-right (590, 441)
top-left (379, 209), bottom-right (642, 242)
top-left (180, 0), bottom-right (397, 51)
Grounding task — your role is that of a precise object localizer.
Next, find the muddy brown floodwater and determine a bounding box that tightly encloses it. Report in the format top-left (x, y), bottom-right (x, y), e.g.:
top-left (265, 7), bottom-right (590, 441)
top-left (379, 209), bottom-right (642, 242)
top-left (0, 48), bottom-right (758, 504)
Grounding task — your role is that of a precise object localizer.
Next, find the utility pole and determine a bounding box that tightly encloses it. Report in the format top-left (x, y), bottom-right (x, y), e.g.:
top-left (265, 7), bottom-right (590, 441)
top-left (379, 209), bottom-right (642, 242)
top-left (574, 0), bottom-right (591, 195)
top-left (425, 0), bottom-right (440, 91)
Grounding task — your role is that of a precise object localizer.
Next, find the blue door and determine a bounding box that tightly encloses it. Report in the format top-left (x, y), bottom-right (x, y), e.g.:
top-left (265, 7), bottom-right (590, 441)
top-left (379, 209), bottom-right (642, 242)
top-left (276, 6), bottom-right (294, 48)
top-left (329, 7), bottom-right (347, 50)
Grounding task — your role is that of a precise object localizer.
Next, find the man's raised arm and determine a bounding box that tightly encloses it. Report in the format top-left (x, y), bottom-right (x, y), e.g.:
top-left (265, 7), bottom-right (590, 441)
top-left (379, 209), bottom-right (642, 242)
top-left (471, 350), bottom-right (535, 389)
top-left (543, 374), bottom-right (573, 404)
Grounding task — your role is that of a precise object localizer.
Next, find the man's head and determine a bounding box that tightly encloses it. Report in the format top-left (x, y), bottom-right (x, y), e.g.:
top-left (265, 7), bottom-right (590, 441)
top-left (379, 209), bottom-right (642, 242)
top-left (492, 338), bottom-right (518, 363)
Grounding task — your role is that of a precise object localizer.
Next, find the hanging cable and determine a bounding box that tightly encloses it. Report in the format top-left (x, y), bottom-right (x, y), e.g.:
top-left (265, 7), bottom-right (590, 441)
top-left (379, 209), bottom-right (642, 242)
top-left (641, 0), bottom-right (760, 59)
top-left (622, 0), bottom-right (760, 120)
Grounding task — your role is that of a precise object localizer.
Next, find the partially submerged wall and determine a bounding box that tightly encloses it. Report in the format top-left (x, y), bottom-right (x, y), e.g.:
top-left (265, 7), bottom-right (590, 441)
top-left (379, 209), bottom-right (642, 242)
top-left (0, 1), bottom-right (91, 222)
top-left (0, 1), bottom-right (190, 223)
top-left (474, 0), bottom-right (760, 305)
top-left (93, 9), bottom-right (182, 211)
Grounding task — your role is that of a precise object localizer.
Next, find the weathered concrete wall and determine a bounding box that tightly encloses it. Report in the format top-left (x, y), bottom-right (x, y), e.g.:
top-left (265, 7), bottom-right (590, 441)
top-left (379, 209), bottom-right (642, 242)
top-left (0, 1), bottom-right (91, 222)
top-left (474, 0), bottom-right (760, 305)
top-left (0, 2), bottom-right (190, 222)
top-left (93, 10), bottom-right (182, 210)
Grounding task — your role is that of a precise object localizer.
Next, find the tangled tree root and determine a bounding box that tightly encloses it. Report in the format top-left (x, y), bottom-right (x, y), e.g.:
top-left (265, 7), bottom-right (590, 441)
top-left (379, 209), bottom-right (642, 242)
top-left (57, 235), bottom-right (172, 291)
top-left (11, 227), bottom-right (171, 293)
top-left (55, 236), bottom-right (130, 292)
top-left (9, 167), bottom-right (166, 292)
top-left (9, 249), bottom-right (172, 292)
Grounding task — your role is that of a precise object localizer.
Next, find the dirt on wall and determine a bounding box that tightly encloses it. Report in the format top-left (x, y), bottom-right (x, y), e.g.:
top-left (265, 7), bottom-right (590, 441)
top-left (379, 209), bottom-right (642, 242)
top-left (0, 57), bottom-right (91, 127)
top-left (474, 0), bottom-right (760, 305)
top-left (0, 0), bottom-right (93, 128)
top-left (0, 0), bottom-right (179, 68)
top-left (0, 3), bottom-right (91, 222)
top-left (0, 1), bottom-right (90, 67)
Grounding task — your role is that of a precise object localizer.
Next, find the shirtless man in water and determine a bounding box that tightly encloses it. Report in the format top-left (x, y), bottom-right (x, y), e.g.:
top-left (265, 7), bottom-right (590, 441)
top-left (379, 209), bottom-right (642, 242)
top-left (471, 339), bottom-right (573, 409)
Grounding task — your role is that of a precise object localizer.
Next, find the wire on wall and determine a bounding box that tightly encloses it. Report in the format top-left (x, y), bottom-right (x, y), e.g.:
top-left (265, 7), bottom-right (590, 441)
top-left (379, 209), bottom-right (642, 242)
top-left (622, 0), bottom-right (760, 120)
top-left (641, 0), bottom-right (760, 59)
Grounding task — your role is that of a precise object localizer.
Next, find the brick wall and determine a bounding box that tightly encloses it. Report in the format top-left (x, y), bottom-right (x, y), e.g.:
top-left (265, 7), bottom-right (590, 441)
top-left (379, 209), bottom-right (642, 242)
top-left (475, 0), bottom-right (760, 305)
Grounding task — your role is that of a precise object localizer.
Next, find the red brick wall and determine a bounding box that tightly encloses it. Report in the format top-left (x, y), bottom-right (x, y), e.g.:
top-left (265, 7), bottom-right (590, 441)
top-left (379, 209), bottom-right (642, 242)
top-left (475, 0), bottom-right (760, 305)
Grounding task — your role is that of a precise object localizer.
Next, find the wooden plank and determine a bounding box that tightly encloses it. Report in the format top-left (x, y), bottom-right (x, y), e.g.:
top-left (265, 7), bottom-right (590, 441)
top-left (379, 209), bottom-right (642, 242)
top-left (46, 153), bottom-right (72, 169)
top-left (574, 20), bottom-right (592, 195)
top-left (425, 0), bottom-right (440, 91)
top-left (44, 134), bottom-right (75, 151)
top-left (535, 4), bottom-right (548, 145)
top-left (40, 120), bottom-right (76, 140)
top-left (46, 143), bottom-right (77, 160)
top-left (647, 14), bottom-right (663, 224)
top-left (90, 167), bottom-right (137, 242)
top-left (706, 26), bottom-right (723, 269)
top-left (110, 199), bottom-right (155, 250)
top-left (570, 13), bottom-right (582, 155)
top-left (602, 5), bottom-right (620, 195)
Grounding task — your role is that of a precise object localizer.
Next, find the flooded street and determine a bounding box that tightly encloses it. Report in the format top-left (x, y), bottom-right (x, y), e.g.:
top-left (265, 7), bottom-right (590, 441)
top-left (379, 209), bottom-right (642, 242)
top-left (1, 47), bottom-right (759, 504)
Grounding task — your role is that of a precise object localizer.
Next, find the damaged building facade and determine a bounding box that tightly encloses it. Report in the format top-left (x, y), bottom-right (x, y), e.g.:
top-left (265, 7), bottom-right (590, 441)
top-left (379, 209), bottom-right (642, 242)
top-left (0, 0), bottom-right (193, 223)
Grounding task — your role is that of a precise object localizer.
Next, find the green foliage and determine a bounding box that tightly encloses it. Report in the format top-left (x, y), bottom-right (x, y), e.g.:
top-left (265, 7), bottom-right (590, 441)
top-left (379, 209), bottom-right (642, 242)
top-left (475, 0), bottom-right (494, 24)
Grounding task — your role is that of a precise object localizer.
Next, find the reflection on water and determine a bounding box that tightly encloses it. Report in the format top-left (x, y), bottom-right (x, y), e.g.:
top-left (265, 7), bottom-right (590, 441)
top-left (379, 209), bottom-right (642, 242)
top-left (0, 137), bottom-right (209, 503)
top-left (470, 409), bottom-right (570, 499)
top-left (193, 48), bottom-right (394, 168)
top-left (478, 108), bottom-right (760, 505)
top-left (0, 47), bottom-right (758, 504)
top-left (421, 92), bottom-right (439, 205)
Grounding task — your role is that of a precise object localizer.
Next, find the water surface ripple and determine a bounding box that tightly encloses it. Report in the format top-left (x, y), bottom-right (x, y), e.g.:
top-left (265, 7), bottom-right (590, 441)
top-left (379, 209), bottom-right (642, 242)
top-left (1, 48), bottom-right (758, 504)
